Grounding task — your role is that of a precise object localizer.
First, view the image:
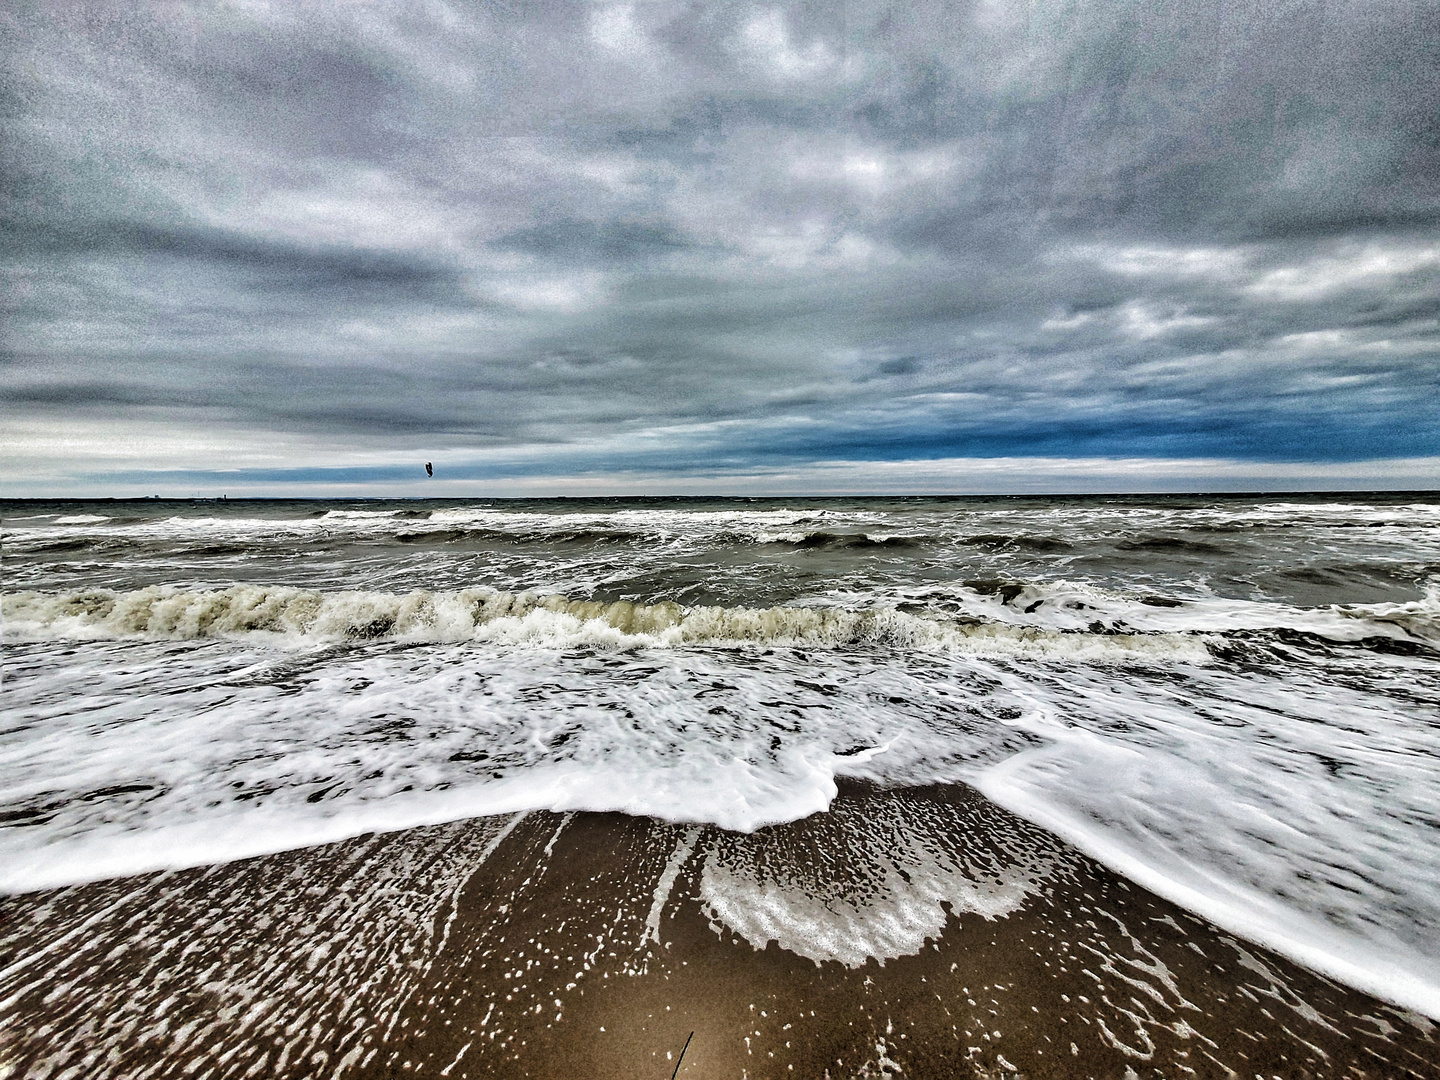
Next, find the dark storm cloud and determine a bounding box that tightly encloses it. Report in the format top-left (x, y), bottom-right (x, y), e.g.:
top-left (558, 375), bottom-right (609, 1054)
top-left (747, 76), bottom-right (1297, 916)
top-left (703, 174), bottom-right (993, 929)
top-left (497, 219), bottom-right (691, 260)
top-left (5, 219), bottom-right (467, 303)
top-left (2, 0), bottom-right (1438, 487)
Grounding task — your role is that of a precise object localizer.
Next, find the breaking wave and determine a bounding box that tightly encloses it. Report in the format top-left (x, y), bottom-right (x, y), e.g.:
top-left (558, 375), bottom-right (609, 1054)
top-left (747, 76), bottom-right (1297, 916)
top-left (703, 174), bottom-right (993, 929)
top-left (1, 586), bottom-right (1212, 662)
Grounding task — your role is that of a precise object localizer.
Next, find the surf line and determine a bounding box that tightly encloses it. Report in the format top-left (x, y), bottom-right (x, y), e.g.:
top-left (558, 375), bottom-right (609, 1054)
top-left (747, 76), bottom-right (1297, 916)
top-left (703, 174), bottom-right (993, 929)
top-left (670, 1031), bottom-right (694, 1079)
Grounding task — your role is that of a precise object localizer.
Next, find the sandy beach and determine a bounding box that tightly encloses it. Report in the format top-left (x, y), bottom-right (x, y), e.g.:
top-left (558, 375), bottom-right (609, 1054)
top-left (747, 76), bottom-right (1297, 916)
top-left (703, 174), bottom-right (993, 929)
top-left (3, 780), bottom-right (1434, 1079)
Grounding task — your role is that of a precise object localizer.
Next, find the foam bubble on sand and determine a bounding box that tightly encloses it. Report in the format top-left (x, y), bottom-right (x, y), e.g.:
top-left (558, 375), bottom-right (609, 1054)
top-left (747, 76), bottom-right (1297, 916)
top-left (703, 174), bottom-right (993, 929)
top-left (698, 792), bottom-right (1062, 967)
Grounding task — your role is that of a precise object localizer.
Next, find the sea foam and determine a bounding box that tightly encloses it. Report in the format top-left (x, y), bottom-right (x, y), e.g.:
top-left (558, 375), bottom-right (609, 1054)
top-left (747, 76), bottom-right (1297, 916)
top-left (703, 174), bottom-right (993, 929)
top-left (4, 495), bottom-right (1439, 1021)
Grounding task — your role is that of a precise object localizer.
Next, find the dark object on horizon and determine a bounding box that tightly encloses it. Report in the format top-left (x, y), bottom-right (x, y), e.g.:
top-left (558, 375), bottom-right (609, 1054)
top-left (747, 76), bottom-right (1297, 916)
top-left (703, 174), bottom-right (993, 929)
top-left (670, 1031), bottom-right (693, 1079)
top-left (425, 462), bottom-right (433, 477)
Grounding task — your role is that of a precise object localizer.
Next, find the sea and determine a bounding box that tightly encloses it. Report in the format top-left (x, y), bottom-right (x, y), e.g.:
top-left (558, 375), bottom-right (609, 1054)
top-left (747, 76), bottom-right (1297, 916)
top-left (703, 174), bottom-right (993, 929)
top-left (3, 493), bottom-right (1438, 1018)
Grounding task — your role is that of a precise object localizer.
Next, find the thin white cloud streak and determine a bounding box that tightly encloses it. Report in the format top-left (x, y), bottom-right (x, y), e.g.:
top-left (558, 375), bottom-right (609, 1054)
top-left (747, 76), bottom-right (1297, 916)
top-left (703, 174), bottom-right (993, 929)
top-left (3, 433), bottom-right (1436, 501)
top-left (2, 409), bottom-right (1437, 498)
top-left (401, 455), bottom-right (1440, 498)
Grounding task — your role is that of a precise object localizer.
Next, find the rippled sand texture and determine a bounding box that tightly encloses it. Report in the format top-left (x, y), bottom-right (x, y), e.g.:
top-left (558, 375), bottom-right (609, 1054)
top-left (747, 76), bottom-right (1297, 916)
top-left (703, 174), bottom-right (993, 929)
top-left (3, 783), bottom-right (1434, 1080)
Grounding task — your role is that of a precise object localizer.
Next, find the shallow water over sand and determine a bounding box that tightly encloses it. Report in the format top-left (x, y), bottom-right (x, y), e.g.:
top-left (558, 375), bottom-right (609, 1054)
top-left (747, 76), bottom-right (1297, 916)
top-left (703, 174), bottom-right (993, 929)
top-left (2, 785), bottom-right (1436, 1079)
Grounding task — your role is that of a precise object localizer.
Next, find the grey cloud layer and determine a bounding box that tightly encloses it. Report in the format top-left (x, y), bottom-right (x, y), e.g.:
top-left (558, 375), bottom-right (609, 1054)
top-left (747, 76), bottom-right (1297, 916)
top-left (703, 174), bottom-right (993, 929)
top-left (3, 0), bottom-right (1438, 479)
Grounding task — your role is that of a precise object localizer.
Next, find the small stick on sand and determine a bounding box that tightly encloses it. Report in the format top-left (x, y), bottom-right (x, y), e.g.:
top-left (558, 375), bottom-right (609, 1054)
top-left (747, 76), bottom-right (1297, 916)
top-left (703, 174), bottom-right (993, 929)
top-left (670, 1031), bottom-right (693, 1079)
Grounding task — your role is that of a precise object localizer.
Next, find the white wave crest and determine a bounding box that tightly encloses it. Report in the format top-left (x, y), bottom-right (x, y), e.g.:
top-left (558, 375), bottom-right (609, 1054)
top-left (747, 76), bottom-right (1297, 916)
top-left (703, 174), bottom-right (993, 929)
top-left (1335, 581), bottom-right (1440, 647)
top-left (2, 586), bottom-right (1211, 663)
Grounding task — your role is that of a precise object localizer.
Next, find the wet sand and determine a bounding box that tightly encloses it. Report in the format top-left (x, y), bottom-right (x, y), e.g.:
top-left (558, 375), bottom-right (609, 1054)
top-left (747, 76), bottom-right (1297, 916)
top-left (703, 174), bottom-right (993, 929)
top-left (2, 781), bottom-right (1435, 1079)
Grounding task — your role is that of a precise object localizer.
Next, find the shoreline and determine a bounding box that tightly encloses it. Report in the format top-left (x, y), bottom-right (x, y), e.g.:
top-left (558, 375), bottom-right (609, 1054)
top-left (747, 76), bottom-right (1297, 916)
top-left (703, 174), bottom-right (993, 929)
top-left (2, 781), bottom-right (1436, 1079)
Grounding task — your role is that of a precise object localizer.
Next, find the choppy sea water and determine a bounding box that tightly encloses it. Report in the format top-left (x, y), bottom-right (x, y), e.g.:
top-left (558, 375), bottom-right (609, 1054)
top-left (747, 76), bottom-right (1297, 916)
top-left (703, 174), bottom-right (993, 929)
top-left (3, 494), bottom-right (1438, 1016)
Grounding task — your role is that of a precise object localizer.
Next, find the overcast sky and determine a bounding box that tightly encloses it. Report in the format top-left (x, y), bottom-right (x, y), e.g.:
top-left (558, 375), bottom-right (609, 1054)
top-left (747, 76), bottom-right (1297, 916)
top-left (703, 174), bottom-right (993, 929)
top-left (3, 0), bottom-right (1438, 496)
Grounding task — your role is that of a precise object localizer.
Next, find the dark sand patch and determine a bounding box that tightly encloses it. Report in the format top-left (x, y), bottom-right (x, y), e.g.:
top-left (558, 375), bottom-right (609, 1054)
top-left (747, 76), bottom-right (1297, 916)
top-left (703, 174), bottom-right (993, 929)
top-left (1, 783), bottom-right (1435, 1079)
